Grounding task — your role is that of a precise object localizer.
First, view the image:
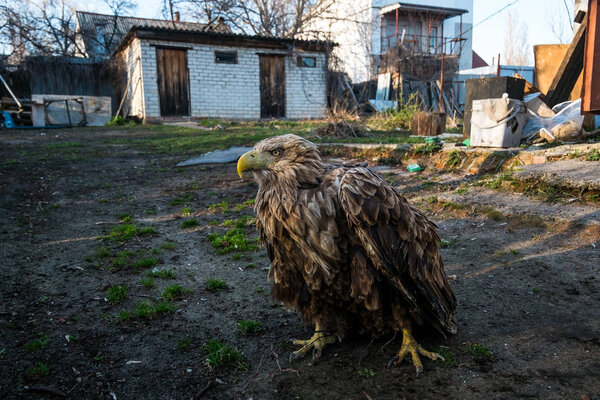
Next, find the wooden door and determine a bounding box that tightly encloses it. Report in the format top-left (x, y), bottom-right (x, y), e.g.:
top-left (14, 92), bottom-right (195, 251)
top-left (259, 55), bottom-right (285, 118)
top-left (156, 48), bottom-right (190, 116)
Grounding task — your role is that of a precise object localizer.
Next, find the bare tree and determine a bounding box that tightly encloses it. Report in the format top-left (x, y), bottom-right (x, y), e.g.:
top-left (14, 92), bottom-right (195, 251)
top-left (0, 0), bottom-right (137, 61)
top-left (503, 11), bottom-right (530, 66)
top-left (546, 2), bottom-right (571, 44)
top-left (164, 0), bottom-right (335, 38)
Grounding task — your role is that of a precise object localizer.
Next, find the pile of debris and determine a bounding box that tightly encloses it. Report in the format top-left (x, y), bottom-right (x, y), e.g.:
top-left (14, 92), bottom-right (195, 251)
top-left (312, 117), bottom-right (366, 138)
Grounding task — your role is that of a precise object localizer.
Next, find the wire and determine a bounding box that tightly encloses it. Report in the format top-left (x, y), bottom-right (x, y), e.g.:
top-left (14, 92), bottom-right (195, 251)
top-left (563, 0), bottom-right (573, 30)
top-left (461, 0), bottom-right (523, 37)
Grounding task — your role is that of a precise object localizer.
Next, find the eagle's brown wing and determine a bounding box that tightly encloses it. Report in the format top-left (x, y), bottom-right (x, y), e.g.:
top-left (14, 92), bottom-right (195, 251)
top-left (338, 167), bottom-right (457, 335)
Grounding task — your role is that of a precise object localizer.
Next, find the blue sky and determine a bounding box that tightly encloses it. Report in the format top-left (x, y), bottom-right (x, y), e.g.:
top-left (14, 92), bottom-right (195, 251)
top-left (85, 0), bottom-right (576, 67)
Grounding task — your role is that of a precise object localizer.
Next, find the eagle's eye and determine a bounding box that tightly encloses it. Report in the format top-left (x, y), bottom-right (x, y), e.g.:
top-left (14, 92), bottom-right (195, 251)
top-left (271, 150), bottom-right (281, 157)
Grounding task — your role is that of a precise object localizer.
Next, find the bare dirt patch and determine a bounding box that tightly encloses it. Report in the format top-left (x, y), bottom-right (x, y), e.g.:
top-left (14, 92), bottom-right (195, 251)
top-left (1, 128), bottom-right (599, 399)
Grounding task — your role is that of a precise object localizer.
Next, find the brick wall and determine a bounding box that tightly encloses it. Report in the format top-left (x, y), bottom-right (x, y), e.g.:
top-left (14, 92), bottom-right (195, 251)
top-left (127, 39), bottom-right (327, 120)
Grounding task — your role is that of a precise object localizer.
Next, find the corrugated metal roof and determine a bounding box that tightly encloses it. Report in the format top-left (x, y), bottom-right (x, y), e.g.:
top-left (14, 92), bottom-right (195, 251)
top-left (113, 25), bottom-right (335, 55)
top-left (75, 11), bottom-right (230, 57)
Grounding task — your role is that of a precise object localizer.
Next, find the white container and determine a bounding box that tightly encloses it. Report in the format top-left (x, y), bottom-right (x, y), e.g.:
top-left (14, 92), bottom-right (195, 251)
top-left (470, 96), bottom-right (526, 148)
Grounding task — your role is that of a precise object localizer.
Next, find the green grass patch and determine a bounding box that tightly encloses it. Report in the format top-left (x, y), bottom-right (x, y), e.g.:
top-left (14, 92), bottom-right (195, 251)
top-left (178, 338), bottom-right (193, 350)
top-left (180, 206), bottom-right (194, 216)
top-left (131, 257), bottom-right (158, 271)
top-left (107, 285), bottom-right (127, 304)
top-left (134, 300), bottom-right (175, 319)
top-left (44, 141), bottom-right (83, 150)
top-left (358, 368), bottom-right (375, 377)
top-left (146, 269), bottom-right (176, 279)
top-left (27, 361), bottom-right (52, 377)
top-left (462, 342), bottom-right (494, 359)
top-left (105, 224), bottom-right (155, 242)
top-left (117, 310), bottom-right (131, 322)
top-left (587, 148), bottom-right (600, 161)
top-left (203, 339), bottom-right (247, 370)
top-left (447, 150), bottom-right (464, 167)
top-left (433, 346), bottom-right (459, 367)
top-left (440, 238), bottom-right (455, 248)
top-left (207, 228), bottom-right (259, 254)
top-left (413, 143), bottom-right (443, 155)
top-left (209, 200), bottom-right (230, 213)
top-left (161, 284), bottom-right (191, 300)
top-left (160, 242), bottom-right (175, 250)
top-left (25, 333), bottom-right (49, 352)
top-left (140, 277), bottom-right (155, 288)
top-left (206, 279), bottom-right (227, 291)
top-left (96, 246), bottom-right (112, 258)
top-left (237, 319), bottom-right (263, 335)
top-left (169, 193), bottom-right (194, 206)
top-left (181, 219), bottom-right (200, 229)
top-left (485, 208), bottom-right (506, 222)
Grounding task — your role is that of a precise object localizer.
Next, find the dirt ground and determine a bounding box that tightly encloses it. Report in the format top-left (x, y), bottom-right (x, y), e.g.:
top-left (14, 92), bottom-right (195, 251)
top-left (1, 127), bottom-right (599, 400)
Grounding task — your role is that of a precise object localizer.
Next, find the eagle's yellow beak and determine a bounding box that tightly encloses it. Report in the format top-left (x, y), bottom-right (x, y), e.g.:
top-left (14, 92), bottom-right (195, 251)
top-left (237, 149), bottom-right (261, 178)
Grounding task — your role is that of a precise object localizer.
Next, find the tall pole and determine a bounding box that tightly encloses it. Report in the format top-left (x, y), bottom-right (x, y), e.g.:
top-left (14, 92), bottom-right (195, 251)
top-left (440, 52), bottom-right (445, 112)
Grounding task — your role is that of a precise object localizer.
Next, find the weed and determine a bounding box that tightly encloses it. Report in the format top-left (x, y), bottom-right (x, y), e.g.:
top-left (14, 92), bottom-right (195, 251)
top-left (117, 310), bottom-right (131, 322)
top-left (358, 368), bottom-right (375, 377)
top-left (181, 219), bottom-right (200, 229)
top-left (487, 172), bottom-right (512, 190)
top-left (161, 284), bottom-right (191, 300)
top-left (140, 277), bottom-right (155, 288)
top-left (134, 300), bottom-right (175, 319)
top-left (246, 263), bottom-right (256, 269)
top-left (139, 226), bottom-right (156, 236)
top-left (209, 200), bottom-right (230, 213)
top-left (371, 93), bottom-right (422, 130)
top-left (433, 346), bottom-right (459, 367)
top-left (25, 333), bottom-right (49, 352)
top-left (131, 257), bottom-right (158, 271)
top-left (209, 220), bottom-right (220, 226)
top-left (422, 197), bottom-right (437, 206)
top-left (116, 213), bottom-right (133, 223)
top-left (462, 342), bottom-right (494, 359)
top-left (178, 338), bottom-right (193, 350)
top-left (27, 362), bottom-right (52, 377)
top-left (207, 228), bottom-right (259, 254)
top-left (237, 319), bottom-right (263, 335)
top-left (106, 115), bottom-right (135, 126)
top-left (206, 279), bottom-right (227, 291)
top-left (532, 287), bottom-right (540, 293)
top-left (107, 285), bottom-right (127, 304)
top-left (455, 186), bottom-right (468, 195)
top-left (146, 269), bottom-right (176, 279)
top-left (447, 150), bottom-right (464, 167)
top-left (510, 249), bottom-right (520, 255)
top-left (414, 143), bottom-right (442, 155)
top-left (234, 199), bottom-right (255, 211)
top-left (160, 242), bottom-right (175, 250)
top-left (254, 286), bottom-right (266, 294)
top-left (443, 201), bottom-right (464, 210)
top-left (145, 207), bottom-right (157, 215)
top-left (587, 148), bottom-right (600, 161)
top-left (106, 224), bottom-right (138, 242)
top-left (170, 193), bottom-right (194, 206)
top-left (180, 206), bottom-right (194, 216)
top-left (203, 339), bottom-right (247, 370)
top-left (440, 239), bottom-right (455, 247)
top-left (485, 208), bottom-right (506, 222)
top-left (151, 248), bottom-right (160, 254)
top-left (96, 246), bottom-right (111, 258)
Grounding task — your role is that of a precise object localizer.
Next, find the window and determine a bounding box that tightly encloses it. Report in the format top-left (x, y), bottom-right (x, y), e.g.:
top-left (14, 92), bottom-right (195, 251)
top-left (297, 56), bottom-right (316, 68)
top-left (215, 51), bottom-right (237, 64)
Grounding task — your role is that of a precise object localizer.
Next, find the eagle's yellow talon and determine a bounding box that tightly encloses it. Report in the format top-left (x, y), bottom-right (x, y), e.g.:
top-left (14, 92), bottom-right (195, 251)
top-left (391, 328), bottom-right (442, 375)
top-left (289, 324), bottom-right (336, 363)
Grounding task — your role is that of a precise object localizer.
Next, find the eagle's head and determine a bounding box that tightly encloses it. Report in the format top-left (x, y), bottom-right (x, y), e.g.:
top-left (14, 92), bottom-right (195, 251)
top-left (237, 134), bottom-right (323, 186)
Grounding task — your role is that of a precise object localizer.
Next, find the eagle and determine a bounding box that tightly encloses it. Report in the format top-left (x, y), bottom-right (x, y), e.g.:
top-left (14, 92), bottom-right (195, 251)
top-left (237, 134), bottom-right (457, 373)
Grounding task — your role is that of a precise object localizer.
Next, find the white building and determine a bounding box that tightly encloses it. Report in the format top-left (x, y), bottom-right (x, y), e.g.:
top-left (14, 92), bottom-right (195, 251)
top-left (307, 0), bottom-right (473, 83)
top-left (113, 27), bottom-right (330, 121)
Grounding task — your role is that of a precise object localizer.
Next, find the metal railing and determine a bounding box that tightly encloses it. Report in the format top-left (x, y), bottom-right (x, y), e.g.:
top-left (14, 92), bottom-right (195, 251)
top-left (380, 33), bottom-right (461, 56)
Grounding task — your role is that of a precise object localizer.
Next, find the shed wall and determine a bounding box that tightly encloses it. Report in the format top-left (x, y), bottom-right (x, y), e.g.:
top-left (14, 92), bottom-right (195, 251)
top-left (133, 39), bottom-right (326, 119)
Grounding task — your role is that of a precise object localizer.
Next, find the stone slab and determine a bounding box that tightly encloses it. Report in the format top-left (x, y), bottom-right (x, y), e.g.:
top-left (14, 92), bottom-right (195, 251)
top-left (513, 160), bottom-right (600, 190)
top-left (177, 146), bottom-right (253, 167)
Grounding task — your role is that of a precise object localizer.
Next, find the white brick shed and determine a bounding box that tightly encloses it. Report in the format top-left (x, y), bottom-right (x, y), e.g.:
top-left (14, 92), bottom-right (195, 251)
top-left (113, 27), bottom-right (333, 121)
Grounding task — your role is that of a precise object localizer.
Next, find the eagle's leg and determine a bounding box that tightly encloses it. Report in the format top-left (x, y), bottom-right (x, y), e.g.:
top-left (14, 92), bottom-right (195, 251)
top-left (289, 322), bottom-right (337, 362)
top-left (389, 328), bottom-right (444, 375)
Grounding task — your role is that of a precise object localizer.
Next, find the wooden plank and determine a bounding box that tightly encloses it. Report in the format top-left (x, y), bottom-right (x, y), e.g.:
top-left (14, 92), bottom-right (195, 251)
top-left (545, 14), bottom-right (588, 107)
top-left (582, 0), bottom-right (600, 113)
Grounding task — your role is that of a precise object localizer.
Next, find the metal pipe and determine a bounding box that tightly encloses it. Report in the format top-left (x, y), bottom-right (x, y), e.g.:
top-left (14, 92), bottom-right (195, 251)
top-left (440, 52), bottom-right (445, 112)
top-left (0, 71), bottom-right (22, 111)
